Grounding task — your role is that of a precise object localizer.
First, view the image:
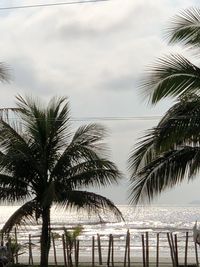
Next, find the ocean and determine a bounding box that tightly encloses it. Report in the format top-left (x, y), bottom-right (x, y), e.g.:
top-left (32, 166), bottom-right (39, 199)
top-left (1, 205), bottom-right (200, 263)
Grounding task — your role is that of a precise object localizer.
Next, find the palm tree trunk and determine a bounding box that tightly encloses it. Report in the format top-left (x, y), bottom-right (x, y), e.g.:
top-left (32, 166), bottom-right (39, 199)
top-left (40, 207), bottom-right (51, 267)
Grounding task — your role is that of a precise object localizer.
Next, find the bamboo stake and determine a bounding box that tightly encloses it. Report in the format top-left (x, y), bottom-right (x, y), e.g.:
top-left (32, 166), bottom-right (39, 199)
top-left (1, 232), bottom-right (3, 244)
top-left (170, 233), bottom-right (177, 267)
top-left (184, 232), bottom-right (188, 267)
top-left (156, 233), bottom-right (159, 267)
top-left (92, 236), bottom-right (95, 267)
top-left (62, 234), bottom-right (67, 267)
top-left (167, 233), bottom-right (175, 267)
top-left (127, 231), bottom-right (130, 267)
top-left (174, 234), bottom-right (179, 267)
top-left (51, 233), bottom-right (57, 266)
top-left (74, 240), bottom-right (77, 266)
top-left (28, 234), bottom-right (33, 265)
top-left (111, 235), bottom-right (114, 267)
top-left (107, 234), bottom-right (112, 267)
top-left (97, 234), bottom-right (103, 265)
top-left (195, 241), bottom-right (199, 267)
top-left (75, 240), bottom-right (79, 267)
top-left (142, 234), bottom-right (146, 267)
top-left (14, 228), bottom-right (18, 264)
top-left (145, 232), bottom-right (149, 267)
top-left (66, 240), bottom-right (70, 267)
top-left (124, 231), bottom-right (128, 267)
top-left (8, 237), bottom-right (14, 264)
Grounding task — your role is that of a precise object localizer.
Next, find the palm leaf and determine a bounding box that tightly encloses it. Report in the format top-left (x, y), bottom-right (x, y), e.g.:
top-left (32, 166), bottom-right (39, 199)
top-left (0, 62), bottom-right (10, 82)
top-left (2, 199), bottom-right (40, 233)
top-left (166, 7), bottom-right (200, 50)
top-left (71, 124), bottom-right (108, 155)
top-left (128, 130), bottom-right (157, 174)
top-left (53, 159), bottom-right (121, 190)
top-left (142, 54), bottom-right (200, 104)
top-left (56, 190), bottom-right (124, 221)
top-left (129, 94), bottom-right (200, 200)
top-left (65, 159), bottom-right (121, 188)
top-left (129, 146), bottom-right (200, 204)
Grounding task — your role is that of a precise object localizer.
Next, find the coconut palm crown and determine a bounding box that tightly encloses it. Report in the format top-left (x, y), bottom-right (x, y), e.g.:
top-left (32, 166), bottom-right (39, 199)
top-left (129, 93), bottom-right (200, 204)
top-left (0, 95), bottom-right (123, 267)
top-left (141, 8), bottom-right (200, 104)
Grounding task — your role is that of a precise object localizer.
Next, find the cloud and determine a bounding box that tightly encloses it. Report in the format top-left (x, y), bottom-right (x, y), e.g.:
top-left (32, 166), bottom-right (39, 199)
top-left (0, 0), bottom-right (198, 204)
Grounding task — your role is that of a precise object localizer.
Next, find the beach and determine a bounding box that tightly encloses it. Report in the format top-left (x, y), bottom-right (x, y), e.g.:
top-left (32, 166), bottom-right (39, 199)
top-left (1, 205), bottom-right (199, 266)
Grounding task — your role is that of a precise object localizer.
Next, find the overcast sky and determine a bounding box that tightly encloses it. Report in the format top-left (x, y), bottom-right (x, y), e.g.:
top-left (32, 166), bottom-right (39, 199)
top-left (0, 0), bottom-right (200, 205)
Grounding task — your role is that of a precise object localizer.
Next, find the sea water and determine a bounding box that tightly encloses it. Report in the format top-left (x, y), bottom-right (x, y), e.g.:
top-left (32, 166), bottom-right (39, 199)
top-left (1, 205), bottom-right (200, 262)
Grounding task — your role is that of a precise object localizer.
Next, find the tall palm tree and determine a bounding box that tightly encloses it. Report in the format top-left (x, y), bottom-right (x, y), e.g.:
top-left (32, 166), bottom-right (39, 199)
top-left (0, 95), bottom-right (123, 267)
top-left (128, 93), bottom-right (200, 204)
top-left (141, 8), bottom-right (200, 104)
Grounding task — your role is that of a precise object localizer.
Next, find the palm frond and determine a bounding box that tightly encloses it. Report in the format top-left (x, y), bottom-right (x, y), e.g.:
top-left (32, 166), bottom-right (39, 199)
top-left (71, 124), bottom-right (108, 155)
top-left (56, 190), bottom-right (124, 221)
top-left (51, 123), bottom-right (111, 178)
top-left (142, 54), bottom-right (200, 104)
top-left (2, 199), bottom-right (40, 233)
top-left (0, 120), bottom-right (41, 181)
top-left (155, 94), bottom-right (200, 148)
top-left (56, 159), bottom-right (121, 189)
top-left (128, 130), bottom-right (157, 174)
top-left (0, 63), bottom-right (10, 82)
top-left (0, 174), bottom-right (29, 202)
top-left (166, 7), bottom-right (200, 50)
top-left (129, 147), bottom-right (200, 204)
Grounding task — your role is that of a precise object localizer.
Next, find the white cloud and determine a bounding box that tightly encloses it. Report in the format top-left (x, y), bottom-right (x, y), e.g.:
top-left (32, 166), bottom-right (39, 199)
top-left (0, 0), bottom-right (198, 204)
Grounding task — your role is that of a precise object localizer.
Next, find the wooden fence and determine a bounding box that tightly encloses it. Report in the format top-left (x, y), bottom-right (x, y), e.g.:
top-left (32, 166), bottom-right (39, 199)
top-left (2, 229), bottom-right (200, 266)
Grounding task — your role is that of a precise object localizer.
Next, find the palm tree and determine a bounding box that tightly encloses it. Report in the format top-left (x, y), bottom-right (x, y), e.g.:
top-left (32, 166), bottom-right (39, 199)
top-left (128, 7), bottom-right (200, 203)
top-left (141, 8), bottom-right (200, 104)
top-left (0, 95), bottom-right (123, 267)
top-left (128, 93), bottom-right (200, 204)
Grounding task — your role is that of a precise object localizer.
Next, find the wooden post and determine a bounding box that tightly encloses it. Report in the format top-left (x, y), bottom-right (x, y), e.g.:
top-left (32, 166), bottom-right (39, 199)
top-left (28, 234), bottom-right (33, 265)
top-left (127, 231), bottom-right (130, 267)
top-left (184, 232), bottom-right (188, 267)
top-left (1, 231), bottom-right (3, 243)
top-left (170, 233), bottom-right (177, 267)
top-left (66, 239), bottom-right (70, 267)
top-left (75, 240), bottom-right (79, 267)
top-left (107, 234), bottom-right (112, 267)
top-left (195, 241), bottom-right (199, 267)
top-left (167, 233), bottom-right (174, 266)
top-left (14, 228), bottom-right (18, 264)
top-left (145, 232), bottom-right (149, 267)
top-left (142, 234), bottom-right (146, 267)
top-left (97, 234), bottom-right (102, 265)
top-left (62, 234), bottom-right (67, 267)
top-left (111, 235), bottom-right (114, 267)
top-left (51, 233), bottom-right (57, 266)
top-left (8, 237), bottom-right (14, 264)
top-left (156, 233), bottom-right (159, 267)
top-left (124, 231), bottom-right (128, 267)
top-left (174, 234), bottom-right (179, 267)
top-left (92, 236), bottom-right (95, 267)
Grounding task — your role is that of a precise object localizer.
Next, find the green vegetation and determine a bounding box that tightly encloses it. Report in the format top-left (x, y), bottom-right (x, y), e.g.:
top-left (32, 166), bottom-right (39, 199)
top-left (0, 95), bottom-right (123, 267)
top-left (129, 7), bottom-right (200, 204)
top-left (140, 8), bottom-right (200, 104)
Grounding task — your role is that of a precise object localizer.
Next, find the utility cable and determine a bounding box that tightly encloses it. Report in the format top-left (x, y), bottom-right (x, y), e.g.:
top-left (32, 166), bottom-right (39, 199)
top-left (0, 0), bottom-right (110, 11)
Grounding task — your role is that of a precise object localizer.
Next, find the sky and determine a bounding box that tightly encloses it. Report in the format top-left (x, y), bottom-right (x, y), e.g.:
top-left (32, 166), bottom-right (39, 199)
top-left (0, 0), bottom-right (199, 205)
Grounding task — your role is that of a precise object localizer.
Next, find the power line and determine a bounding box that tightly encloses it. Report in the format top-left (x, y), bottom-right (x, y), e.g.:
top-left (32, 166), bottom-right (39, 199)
top-left (0, 115), bottom-right (162, 122)
top-left (0, 0), bottom-right (110, 11)
top-left (71, 116), bottom-right (162, 121)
